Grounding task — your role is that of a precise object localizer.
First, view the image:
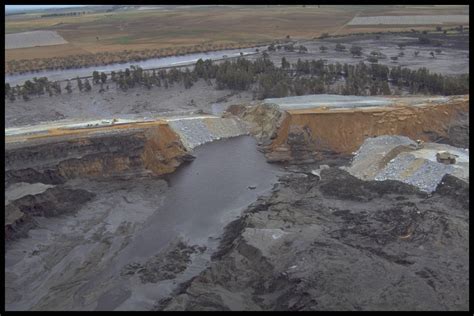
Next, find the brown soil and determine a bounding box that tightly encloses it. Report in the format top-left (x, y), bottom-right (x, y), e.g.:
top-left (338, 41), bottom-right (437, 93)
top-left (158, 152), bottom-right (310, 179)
top-left (267, 97), bottom-right (469, 162)
top-left (5, 43), bottom-right (91, 62)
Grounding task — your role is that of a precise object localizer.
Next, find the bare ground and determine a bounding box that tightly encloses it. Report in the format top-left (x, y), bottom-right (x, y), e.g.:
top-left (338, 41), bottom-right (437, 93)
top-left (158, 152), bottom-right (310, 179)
top-left (247, 33), bottom-right (469, 75)
top-left (5, 79), bottom-right (253, 128)
top-left (5, 30), bottom-right (68, 50)
top-left (158, 168), bottom-right (469, 311)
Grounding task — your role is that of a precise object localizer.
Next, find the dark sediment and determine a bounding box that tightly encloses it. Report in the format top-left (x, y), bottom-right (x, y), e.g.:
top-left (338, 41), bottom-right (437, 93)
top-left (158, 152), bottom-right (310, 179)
top-left (5, 187), bottom-right (95, 243)
top-left (159, 168), bottom-right (469, 311)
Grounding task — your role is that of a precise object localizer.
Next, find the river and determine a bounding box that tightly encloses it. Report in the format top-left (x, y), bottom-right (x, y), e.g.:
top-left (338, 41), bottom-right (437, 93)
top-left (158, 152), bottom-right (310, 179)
top-left (5, 47), bottom-right (260, 86)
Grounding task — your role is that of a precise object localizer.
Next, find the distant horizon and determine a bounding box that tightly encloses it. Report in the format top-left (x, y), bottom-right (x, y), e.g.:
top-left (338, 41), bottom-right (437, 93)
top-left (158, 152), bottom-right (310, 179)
top-left (6, 5), bottom-right (88, 13)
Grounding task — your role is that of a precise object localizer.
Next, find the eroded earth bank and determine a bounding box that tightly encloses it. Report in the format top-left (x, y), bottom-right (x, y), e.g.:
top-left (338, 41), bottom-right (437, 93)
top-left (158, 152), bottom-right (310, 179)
top-left (4, 94), bottom-right (469, 311)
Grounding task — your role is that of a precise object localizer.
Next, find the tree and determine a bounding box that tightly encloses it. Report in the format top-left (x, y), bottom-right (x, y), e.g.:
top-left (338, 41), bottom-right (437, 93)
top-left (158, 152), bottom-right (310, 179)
top-left (281, 57), bottom-right (290, 69)
top-left (430, 51), bottom-right (435, 58)
top-left (335, 43), bottom-right (346, 51)
top-left (183, 69), bottom-right (193, 89)
top-left (23, 80), bottom-right (34, 95)
top-left (76, 77), bottom-right (83, 91)
top-left (5, 83), bottom-right (11, 99)
top-left (418, 36), bottom-right (431, 44)
top-left (268, 44), bottom-right (276, 52)
top-left (369, 81), bottom-right (378, 95)
top-left (65, 80), bottom-right (72, 93)
top-left (84, 79), bottom-right (92, 91)
top-left (350, 45), bottom-right (363, 57)
top-left (319, 45), bottom-right (328, 53)
top-left (100, 72), bottom-right (107, 83)
top-left (52, 82), bottom-right (61, 94)
top-left (21, 89), bottom-right (29, 101)
top-left (380, 81), bottom-right (391, 95)
top-left (284, 44), bottom-right (294, 52)
top-left (92, 71), bottom-right (100, 84)
top-left (367, 56), bottom-right (378, 64)
top-left (298, 45), bottom-right (308, 53)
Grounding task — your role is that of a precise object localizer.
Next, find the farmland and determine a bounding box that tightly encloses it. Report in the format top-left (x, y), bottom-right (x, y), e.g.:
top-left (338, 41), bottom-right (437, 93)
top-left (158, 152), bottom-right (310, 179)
top-left (347, 15), bottom-right (469, 26)
top-left (5, 5), bottom-right (469, 74)
top-left (5, 30), bottom-right (67, 49)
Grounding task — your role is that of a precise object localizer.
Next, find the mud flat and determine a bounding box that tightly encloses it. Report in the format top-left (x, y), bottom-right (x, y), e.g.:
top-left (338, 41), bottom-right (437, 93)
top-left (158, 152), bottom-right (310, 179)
top-left (245, 32), bottom-right (469, 75)
top-left (5, 31), bottom-right (68, 49)
top-left (5, 79), bottom-right (253, 128)
top-left (160, 166), bottom-right (469, 311)
top-left (5, 135), bottom-right (282, 311)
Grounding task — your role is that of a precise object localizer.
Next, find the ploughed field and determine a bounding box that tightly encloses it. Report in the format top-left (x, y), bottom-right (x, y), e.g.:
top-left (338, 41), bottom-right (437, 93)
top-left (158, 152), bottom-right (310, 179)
top-left (5, 5), bottom-right (468, 73)
top-left (347, 15), bottom-right (469, 26)
top-left (5, 30), bottom-right (68, 49)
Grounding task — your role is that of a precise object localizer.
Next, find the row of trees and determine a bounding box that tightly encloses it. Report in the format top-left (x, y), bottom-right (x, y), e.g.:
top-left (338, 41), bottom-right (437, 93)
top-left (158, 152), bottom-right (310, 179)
top-left (5, 77), bottom-right (63, 101)
top-left (270, 40), bottom-right (446, 60)
top-left (6, 41), bottom-right (272, 75)
top-left (6, 55), bottom-right (469, 102)
top-left (41, 11), bottom-right (88, 18)
top-left (209, 56), bottom-right (468, 98)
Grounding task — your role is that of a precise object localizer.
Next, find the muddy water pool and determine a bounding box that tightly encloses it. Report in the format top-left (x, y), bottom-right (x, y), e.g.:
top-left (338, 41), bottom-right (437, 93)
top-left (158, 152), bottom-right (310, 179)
top-left (5, 136), bottom-right (282, 311)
